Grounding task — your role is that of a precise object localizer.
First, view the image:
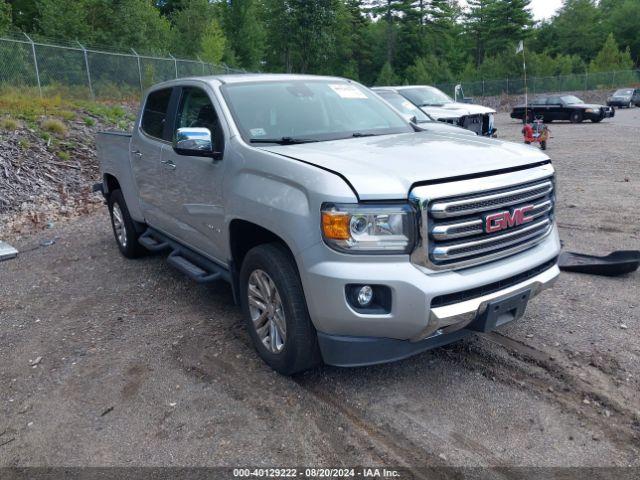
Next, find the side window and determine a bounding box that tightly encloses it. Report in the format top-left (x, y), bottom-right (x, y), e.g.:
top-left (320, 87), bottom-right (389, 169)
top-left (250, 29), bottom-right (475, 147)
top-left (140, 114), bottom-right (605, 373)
top-left (547, 96), bottom-right (561, 105)
top-left (176, 87), bottom-right (219, 138)
top-left (141, 88), bottom-right (172, 140)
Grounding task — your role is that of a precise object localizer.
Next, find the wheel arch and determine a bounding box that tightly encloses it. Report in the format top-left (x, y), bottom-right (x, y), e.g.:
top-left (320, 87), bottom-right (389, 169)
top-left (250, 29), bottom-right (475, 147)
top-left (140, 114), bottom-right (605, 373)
top-left (228, 219), bottom-right (299, 305)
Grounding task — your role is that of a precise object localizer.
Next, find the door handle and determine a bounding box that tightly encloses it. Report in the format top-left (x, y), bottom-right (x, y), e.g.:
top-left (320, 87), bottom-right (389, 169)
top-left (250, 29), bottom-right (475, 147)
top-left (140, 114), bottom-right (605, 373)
top-left (131, 150), bottom-right (143, 158)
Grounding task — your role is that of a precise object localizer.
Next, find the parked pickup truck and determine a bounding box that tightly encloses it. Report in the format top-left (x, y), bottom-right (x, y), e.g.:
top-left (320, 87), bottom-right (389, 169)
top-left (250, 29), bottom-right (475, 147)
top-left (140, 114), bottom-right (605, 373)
top-left (373, 85), bottom-right (497, 136)
top-left (96, 74), bottom-right (560, 374)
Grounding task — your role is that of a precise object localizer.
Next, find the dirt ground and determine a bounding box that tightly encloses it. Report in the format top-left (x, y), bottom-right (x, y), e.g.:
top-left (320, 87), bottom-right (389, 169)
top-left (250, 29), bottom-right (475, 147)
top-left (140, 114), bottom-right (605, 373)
top-left (1, 108), bottom-right (639, 473)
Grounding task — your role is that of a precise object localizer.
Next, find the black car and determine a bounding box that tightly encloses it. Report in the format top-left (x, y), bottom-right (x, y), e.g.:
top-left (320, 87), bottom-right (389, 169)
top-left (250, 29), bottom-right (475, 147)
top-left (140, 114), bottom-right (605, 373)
top-left (511, 95), bottom-right (615, 123)
top-left (607, 88), bottom-right (640, 108)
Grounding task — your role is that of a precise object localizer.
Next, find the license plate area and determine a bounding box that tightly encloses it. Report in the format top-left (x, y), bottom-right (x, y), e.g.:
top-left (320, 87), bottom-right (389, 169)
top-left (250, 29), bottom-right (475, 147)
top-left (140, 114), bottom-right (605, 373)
top-left (467, 289), bottom-right (531, 333)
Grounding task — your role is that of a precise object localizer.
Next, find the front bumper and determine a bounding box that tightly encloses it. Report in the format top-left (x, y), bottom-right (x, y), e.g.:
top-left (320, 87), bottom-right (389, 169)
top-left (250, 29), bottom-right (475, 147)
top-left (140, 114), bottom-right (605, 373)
top-left (597, 106), bottom-right (615, 118)
top-left (317, 262), bottom-right (558, 366)
top-left (298, 226), bottom-right (560, 350)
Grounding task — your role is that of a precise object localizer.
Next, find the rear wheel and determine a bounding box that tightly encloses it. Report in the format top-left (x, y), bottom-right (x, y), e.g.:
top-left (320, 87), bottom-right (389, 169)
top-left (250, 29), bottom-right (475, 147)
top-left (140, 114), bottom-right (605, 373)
top-left (239, 243), bottom-right (321, 375)
top-left (108, 189), bottom-right (145, 258)
top-left (570, 111), bottom-right (583, 123)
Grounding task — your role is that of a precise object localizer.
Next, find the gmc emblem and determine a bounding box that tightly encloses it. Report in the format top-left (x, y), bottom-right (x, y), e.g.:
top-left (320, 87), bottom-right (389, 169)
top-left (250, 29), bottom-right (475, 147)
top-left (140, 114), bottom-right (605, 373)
top-left (484, 205), bottom-right (535, 233)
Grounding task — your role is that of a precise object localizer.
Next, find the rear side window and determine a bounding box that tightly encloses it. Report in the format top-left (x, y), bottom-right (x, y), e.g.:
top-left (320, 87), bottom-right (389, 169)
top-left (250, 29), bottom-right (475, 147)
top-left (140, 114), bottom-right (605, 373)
top-left (141, 88), bottom-right (172, 140)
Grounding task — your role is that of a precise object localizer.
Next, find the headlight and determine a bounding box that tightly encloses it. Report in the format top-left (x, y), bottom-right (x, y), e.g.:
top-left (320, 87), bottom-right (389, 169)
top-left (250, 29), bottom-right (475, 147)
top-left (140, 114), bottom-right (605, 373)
top-left (321, 203), bottom-right (416, 254)
top-left (585, 108), bottom-right (599, 113)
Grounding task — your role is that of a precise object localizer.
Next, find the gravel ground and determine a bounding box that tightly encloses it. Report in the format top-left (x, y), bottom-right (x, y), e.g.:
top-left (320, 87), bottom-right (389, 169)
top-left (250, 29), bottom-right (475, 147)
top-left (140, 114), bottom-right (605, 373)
top-left (0, 109), bottom-right (639, 471)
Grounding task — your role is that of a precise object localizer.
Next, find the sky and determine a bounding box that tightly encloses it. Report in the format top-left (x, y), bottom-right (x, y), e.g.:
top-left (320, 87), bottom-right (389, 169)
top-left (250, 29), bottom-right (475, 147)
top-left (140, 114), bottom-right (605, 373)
top-left (529, 0), bottom-right (563, 20)
top-left (457, 0), bottom-right (563, 21)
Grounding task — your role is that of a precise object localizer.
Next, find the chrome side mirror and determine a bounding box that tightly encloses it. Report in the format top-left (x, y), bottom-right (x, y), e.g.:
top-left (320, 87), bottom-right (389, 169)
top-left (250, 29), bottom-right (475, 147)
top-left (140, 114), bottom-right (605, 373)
top-left (173, 127), bottom-right (222, 160)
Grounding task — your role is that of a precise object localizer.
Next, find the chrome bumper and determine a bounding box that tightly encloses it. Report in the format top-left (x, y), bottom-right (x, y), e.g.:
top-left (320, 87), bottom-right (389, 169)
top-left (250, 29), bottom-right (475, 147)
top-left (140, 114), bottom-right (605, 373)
top-left (412, 264), bottom-right (560, 341)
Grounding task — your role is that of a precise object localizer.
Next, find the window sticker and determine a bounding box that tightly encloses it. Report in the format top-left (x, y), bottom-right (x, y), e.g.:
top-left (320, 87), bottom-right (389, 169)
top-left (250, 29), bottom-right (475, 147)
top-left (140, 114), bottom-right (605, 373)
top-left (401, 101), bottom-right (414, 110)
top-left (250, 128), bottom-right (266, 137)
top-left (329, 84), bottom-right (368, 99)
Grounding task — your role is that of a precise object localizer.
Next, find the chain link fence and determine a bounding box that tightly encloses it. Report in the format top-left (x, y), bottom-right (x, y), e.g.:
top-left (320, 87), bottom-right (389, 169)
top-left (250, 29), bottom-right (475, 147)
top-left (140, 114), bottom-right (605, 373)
top-left (0, 31), bottom-right (247, 101)
top-left (436, 69), bottom-right (640, 99)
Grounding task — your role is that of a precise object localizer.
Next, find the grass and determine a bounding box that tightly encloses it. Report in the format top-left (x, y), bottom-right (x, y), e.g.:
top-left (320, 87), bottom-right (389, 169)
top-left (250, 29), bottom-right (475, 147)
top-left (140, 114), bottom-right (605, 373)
top-left (41, 118), bottom-right (68, 136)
top-left (0, 117), bottom-right (19, 131)
top-left (18, 138), bottom-right (30, 150)
top-left (57, 151), bottom-right (71, 162)
top-left (0, 87), bottom-right (135, 127)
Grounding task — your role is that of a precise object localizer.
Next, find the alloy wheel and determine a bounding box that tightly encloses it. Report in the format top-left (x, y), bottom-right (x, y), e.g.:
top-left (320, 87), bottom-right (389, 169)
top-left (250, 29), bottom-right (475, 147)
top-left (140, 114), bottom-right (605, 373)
top-left (112, 203), bottom-right (128, 248)
top-left (247, 269), bottom-right (286, 353)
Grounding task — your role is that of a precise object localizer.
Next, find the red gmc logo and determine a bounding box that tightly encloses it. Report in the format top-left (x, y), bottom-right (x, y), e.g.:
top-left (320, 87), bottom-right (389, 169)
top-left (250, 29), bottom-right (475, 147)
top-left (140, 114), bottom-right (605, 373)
top-left (485, 205), bottom-right (535, 233)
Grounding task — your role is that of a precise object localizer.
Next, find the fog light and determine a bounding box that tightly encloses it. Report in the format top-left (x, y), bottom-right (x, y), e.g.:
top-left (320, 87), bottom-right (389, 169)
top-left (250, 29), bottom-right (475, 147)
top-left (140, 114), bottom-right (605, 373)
top-left (357, 285), bottom-right (373, 306)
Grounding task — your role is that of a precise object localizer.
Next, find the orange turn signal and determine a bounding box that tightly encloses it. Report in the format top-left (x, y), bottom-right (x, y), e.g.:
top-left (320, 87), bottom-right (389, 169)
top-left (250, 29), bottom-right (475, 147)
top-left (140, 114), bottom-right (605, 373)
top-left (321, 212), bottom-right (351, 240)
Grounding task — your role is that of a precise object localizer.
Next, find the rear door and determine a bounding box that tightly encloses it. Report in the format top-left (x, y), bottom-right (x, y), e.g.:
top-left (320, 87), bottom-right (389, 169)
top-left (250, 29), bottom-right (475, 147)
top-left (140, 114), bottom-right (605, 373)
top-left (157, 85), bottom-right (228, 261)
top-left (130, 87), bottom-right (178, 231)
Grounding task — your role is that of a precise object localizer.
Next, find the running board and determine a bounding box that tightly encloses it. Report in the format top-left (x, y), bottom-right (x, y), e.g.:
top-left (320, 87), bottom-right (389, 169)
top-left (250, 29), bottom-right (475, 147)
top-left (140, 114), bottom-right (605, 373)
top-left (139, 229), bottom-right (170, 252)
top-left (140, 227), bottom-right (230, 285)
top-left (167, 250), bottom-right (223, 284)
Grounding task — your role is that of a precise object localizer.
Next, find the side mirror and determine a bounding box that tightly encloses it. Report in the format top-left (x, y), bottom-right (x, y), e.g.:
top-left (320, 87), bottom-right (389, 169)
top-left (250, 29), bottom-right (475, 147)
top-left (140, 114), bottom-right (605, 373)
top-left (173, 127), bottom-right (223, 160)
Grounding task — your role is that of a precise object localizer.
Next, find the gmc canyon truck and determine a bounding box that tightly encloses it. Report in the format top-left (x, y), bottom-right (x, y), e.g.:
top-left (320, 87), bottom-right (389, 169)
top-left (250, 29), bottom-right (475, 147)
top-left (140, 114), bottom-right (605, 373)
top-left (96, 74), bottom-right (560, 374)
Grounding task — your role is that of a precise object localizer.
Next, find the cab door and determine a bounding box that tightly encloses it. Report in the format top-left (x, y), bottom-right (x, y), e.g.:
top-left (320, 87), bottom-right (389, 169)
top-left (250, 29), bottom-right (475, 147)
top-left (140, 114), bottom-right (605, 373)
top-left (129, 87), bottom-right (178, 232)
top-left (157, 85), bottom-right (228, 261)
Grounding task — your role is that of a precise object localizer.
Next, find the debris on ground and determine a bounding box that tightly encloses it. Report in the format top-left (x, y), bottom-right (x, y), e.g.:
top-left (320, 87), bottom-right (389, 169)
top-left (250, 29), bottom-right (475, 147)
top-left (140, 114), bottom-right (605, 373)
top-left (0, 240), bottom-right (18, 261)
top-left (29, 356), bottom-right (42, 367)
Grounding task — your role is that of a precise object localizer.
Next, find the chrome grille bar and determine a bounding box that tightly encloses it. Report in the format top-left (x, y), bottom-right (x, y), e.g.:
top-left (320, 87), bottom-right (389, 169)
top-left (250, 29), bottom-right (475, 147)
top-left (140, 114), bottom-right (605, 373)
top-left (430, 180), bottom-right (553, 218)
top-left (409, 164), bottom-right (556, 271)
top-left (431, 198), bottom-right (553, 241)
top-left (432, 219), bottom-right (551, 261)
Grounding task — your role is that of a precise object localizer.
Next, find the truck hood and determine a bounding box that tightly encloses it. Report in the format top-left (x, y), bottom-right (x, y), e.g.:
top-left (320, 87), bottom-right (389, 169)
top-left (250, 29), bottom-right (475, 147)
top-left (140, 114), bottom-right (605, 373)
top-left (420, 102), bottom-right (496, 120)
top-left (259, 132), bottom-right (550, 200)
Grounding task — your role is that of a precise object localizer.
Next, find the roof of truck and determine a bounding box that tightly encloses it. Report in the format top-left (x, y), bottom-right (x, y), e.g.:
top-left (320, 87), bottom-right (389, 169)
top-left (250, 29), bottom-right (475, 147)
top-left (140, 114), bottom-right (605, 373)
top-left (150, 73), bottom-right (350, 90)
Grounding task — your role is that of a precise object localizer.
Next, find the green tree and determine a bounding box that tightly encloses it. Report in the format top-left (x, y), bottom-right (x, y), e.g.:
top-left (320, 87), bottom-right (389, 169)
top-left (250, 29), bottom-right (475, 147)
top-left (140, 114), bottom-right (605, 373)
top-left (375, 60), bottom-right (399, 85)
top-left (405, 54), bottom-right (453, 84)
top-left (589, 33), bottom-right (634, 72)
top-left (221, 0), bottom-right (264, 70)
top-left (8, 0), bottom-right (38, 32)
top-left (603, 0), bottom-right (640, 64)
top-left (0, 0), bottom-right (11, 34)
top-left (539, 0), bottom-right (606, 61)
top-left (263, 0), bottom-right (343, 74)
top-left (36, 0), bottom-right (170, 53)
top-left (170, 0), bottom-right (218, 57)
top-left (200, 18), bottom-right (226, 65)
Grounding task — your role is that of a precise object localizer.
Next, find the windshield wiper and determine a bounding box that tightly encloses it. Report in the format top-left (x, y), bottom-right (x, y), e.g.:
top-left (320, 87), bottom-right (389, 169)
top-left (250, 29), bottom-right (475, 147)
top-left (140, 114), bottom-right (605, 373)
top-left (351, 132), bottom-right (378, 138)
top-left (421, 103), bottom-right (445, 107)
top-left (250, 137), bottom-right (318, 145)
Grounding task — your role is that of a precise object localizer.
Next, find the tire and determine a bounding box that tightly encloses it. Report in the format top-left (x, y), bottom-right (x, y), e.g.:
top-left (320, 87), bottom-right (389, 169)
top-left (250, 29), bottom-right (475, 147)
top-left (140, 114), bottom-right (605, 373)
top-left (108, 189), bottom-right (146, 258)
top-left (239, 243), bottom-right (321, 375)
top-left (569, 111), bottom-right (583, 123)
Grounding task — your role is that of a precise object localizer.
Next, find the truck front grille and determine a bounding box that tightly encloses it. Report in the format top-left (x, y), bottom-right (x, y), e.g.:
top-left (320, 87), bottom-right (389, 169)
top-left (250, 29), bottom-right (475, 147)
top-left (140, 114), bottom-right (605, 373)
top-left (410, 166), bottom-right (555, 271)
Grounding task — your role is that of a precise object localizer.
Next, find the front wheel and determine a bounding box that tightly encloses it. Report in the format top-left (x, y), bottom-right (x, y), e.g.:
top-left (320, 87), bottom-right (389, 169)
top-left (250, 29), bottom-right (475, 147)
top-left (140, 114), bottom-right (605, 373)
top-left (239, 243), bottom-right (321, 375)
top-left (570, 111), bottom-right (583, 123)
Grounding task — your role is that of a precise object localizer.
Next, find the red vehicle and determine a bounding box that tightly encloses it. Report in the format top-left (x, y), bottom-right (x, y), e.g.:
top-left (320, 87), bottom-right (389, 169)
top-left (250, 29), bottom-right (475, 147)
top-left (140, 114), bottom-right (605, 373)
top-left (522, 116), bottom-right (549, 150)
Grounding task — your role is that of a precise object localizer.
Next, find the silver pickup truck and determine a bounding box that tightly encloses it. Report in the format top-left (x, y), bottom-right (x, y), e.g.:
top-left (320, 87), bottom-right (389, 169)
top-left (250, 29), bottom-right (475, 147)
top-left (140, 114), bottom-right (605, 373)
top-left (96, 74), bottom-right (560, 374)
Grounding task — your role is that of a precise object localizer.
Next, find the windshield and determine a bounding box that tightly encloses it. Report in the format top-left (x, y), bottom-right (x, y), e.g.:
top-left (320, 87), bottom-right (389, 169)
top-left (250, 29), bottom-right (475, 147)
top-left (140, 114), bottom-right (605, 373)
top-left (614, 89), bottom-right (633, 96)
top-left (561, 95), bottom-right (584, 104)
top-left (398, 86), bottom-right (453, 107)
top-left (221, 80), bottom-right (412, 144)
top-left (376, 91), bottom-right (433, 123)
